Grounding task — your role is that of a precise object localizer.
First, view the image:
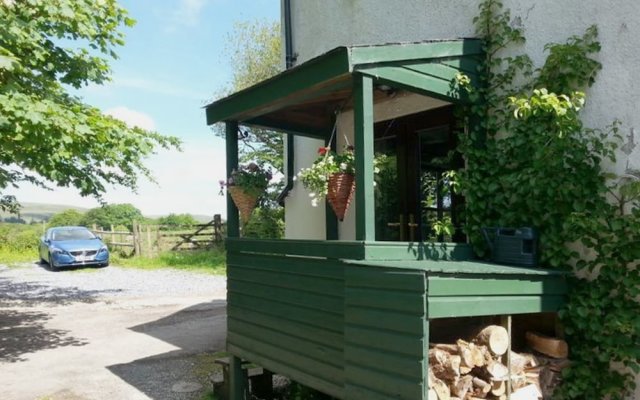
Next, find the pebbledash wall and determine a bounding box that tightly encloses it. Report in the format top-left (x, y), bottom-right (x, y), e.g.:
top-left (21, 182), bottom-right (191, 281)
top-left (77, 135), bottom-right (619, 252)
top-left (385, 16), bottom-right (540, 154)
top-left (279, 0), bottom-right (640, 395)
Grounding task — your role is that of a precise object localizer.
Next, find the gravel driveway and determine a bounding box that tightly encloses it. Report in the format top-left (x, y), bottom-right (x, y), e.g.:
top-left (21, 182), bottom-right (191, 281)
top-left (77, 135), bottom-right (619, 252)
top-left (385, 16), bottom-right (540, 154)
top-left (0, 262), bottom-right (228, 400)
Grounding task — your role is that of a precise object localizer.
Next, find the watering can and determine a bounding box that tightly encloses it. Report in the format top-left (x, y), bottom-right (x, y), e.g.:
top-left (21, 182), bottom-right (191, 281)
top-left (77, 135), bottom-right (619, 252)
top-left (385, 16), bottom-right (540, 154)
top-left (482, 227), bottom-right (538, 267)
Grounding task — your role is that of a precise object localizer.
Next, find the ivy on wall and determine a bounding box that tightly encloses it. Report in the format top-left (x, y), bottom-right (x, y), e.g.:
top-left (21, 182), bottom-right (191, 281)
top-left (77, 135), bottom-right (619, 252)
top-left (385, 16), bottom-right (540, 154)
top-left (455, 1), bottom-right (640, 398)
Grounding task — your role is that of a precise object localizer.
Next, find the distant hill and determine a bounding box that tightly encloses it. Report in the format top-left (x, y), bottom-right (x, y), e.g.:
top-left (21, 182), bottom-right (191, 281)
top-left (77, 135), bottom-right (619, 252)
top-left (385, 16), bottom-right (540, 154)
top-left (2, 202), bottom-right (216, 224)
top-left (1, 202), bottom-right (89, 223)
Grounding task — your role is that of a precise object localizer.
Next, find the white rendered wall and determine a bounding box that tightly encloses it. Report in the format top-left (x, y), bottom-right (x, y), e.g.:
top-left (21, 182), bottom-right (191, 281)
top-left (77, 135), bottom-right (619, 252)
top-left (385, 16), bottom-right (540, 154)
top-left (284, 0), bottom-right (640, 228)
top-left (283, 1), bottom-right (640, 396)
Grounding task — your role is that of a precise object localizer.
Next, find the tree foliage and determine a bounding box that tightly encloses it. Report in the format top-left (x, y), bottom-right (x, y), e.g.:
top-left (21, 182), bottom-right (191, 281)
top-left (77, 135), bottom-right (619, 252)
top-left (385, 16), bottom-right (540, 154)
top-left (456, 1), bottom-right (640, 398)
top-left (81, 203), bottom-right (142, 230)
top-left (0, 0), bottom-right (180, 212)
top-left (222, 19), bottom-right (283, 172)
top-left (48, 209), bottom-right (84, 227)
top-left (157, 213), bottom-right (198, 229)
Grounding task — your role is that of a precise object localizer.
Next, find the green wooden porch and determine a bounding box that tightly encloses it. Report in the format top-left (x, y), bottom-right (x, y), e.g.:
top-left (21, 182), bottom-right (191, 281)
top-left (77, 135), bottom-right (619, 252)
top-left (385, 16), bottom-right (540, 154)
top-left (205, 40), bottom-right (567, 400)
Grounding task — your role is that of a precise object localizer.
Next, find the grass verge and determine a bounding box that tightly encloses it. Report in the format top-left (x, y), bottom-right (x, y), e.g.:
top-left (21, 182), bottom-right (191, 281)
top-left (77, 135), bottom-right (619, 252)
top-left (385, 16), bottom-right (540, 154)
top-left (0, 248), bottom-right (37, 265)
top-left (112, 247), bottom-right (226, 275)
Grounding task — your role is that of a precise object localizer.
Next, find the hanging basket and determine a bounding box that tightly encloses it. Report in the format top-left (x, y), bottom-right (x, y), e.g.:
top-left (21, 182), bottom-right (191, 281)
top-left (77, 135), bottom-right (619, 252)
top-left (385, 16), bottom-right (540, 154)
top-left (228, 186), bottom-right (259, 225)
top-left (327, 172), bottom-right (355, 221)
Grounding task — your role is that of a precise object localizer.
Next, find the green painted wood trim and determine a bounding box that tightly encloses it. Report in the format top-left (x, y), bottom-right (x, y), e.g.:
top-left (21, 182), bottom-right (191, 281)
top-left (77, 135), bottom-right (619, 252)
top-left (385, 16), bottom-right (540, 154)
top-left (428, 295), bottom-right (566, 318)
top-left (226, 121), bottom-right (240, 238)
top-left (206, 48), bottom-right (351, 124)
top-left (228, 343), bottom-right (345, 399)
top-left (353, 74), bottom-right (375, 241)
top-left (348, 40), bottom-right (483, 66)
top-left (245, 116), bottom-right (332, 139)
top-left (402, 61), bottom-right (479, 87)
top-left (358, 65), bottom-right (465, 103)
top-left (226, 237), bottom-right (365, 259)
top-left (363, 241), bottom-right (473, 261)
top-left (428, 276), bottom-right (568, 297)
top-left (229, 355), bottom-right (247, 400)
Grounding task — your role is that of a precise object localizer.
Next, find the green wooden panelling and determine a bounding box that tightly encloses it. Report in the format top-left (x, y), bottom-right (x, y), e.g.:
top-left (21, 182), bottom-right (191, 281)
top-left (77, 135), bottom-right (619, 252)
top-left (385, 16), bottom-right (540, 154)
top-left (345, 266), bottom-right (427, 400)
top-left (346, 288), bottom-right (425, 314)
top-left (354, 74), bottom-right (375, 241)
top-left (348, 40), bottom-right (482, 66)
top-left (206, 47), bottom-right (351, 124)
top-left (363, 241), bottom-right (473, 261)
top-left (228, 251), bottom-right (345, 280)
top-left (228, 280), bottom-right (343, 314)
top-left (428, 295), bottom-right (566, 318)
top-left (226, 238), bottom-right (365, 259)
top-left (428, 276), bottom-right (567, 297)
top-left (225, 121), bottom-right (240, 238)
top-left (229, 305), bottom-right (343, 350)
top-left (229, 319), bottom-right (343, 368)
top-left (226, 253), bottom-right (346, 399)
top-left (229, 344), bottom-right (345, 399)
top-left (346, 266), bottom-right (427, 291)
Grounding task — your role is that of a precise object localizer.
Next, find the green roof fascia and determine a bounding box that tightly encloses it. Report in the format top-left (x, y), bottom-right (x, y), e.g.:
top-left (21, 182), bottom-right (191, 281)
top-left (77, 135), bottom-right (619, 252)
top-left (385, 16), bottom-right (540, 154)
top-left (346, 39), bottom-right (483, 67)
top-left (244, 116), bottom-right (333, 139)
top-left (205, 47), bottom-right (351, 125)
top-left (205, 40), bottom-right (483, 126)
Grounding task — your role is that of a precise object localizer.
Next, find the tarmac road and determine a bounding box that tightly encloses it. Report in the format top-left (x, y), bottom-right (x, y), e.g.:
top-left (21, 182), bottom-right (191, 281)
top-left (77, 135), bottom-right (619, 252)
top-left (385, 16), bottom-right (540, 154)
top-left (0, 262), bottom-right (227, 400)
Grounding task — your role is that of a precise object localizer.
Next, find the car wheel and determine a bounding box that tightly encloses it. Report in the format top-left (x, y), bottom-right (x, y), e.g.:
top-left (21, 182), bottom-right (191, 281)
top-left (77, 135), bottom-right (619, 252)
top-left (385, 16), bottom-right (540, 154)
top-left (48, 253), bottom-right (57, 270)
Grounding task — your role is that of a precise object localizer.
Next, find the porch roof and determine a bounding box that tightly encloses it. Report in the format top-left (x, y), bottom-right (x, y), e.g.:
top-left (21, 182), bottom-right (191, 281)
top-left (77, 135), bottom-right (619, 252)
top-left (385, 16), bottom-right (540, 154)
top-left (205, 39), bottom-right (483, 139)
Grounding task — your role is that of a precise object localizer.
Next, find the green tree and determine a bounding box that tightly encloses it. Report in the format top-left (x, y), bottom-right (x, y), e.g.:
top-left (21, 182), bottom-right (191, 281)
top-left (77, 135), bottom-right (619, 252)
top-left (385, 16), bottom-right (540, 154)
top-left (47, 209), bottom-right (85, 227)
top-left (218, 19), bottom-right (285, 238)
top-left (222, 20), bottom-right (283, 172)
top-left (81, 203), bottom-right (142, 230)
top-left (157, 213), bottom-right (198, 229)
top-left (0, 0), bottom-right (180, 213)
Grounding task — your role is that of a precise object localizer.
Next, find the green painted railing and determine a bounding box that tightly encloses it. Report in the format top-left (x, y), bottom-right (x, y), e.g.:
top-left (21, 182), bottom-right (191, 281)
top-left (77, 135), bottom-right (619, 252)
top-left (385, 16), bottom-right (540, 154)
top-left (225, 238), bottom-right (473, 261)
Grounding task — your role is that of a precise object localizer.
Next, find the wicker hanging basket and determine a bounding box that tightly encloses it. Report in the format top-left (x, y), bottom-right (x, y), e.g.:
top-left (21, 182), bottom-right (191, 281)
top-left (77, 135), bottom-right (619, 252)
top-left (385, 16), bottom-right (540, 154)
top-left (228, 186), bottom-right (259, 225)
top-left (327, 172), bottom-right (355, 221)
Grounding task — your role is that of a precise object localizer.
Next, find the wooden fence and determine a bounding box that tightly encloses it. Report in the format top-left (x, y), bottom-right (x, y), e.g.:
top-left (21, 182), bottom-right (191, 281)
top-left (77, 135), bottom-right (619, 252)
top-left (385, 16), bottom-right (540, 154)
top-left (92, 214), bottom-right (225, 257)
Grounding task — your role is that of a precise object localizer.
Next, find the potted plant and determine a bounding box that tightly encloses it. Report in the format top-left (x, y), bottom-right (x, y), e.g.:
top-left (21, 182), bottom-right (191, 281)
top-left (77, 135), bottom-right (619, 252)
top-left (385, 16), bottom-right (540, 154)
top-left (220, 162), bottom-right (272, 224)
top-left (296, 145), bottom-right (356, 221)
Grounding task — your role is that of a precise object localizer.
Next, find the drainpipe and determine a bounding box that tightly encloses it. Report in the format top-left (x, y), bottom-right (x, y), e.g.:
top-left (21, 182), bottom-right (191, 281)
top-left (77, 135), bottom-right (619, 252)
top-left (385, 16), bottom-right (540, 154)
top-left (277, 0), bottom-right (295, 206)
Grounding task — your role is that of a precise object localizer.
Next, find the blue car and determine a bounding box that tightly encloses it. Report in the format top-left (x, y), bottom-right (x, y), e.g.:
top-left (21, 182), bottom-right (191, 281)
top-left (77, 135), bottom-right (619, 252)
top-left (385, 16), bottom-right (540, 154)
top-left (39, 226), bottom-right (109, 269)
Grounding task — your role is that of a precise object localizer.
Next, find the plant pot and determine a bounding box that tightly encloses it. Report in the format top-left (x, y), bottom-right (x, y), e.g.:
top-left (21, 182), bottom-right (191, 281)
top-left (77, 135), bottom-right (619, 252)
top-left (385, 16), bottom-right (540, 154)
top-left (327, 172), bottom-right (355, 221)
top-left (228, 186), bottom-right (259, 225)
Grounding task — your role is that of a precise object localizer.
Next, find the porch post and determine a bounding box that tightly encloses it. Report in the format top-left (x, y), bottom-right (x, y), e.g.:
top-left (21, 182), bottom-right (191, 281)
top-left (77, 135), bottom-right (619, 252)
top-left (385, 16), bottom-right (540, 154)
top-left (226, 121), bottom-right (240, 238)
top-left (353, 74), bottom-right (375, 241)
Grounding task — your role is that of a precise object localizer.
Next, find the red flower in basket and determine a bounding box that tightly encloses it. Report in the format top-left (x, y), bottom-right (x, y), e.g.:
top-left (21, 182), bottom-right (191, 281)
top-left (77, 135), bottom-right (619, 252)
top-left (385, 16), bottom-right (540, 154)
top-left (318, 147), bottom-right (329, 155)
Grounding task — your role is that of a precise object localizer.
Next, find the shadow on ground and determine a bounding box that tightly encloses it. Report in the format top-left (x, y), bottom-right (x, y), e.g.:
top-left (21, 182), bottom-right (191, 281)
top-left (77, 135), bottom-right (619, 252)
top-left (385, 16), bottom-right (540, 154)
top-left (0, 275), bottom-right (122, 307)
top-left (0, 272), bottom-right (120, 363)
top-left (0, 308), bottom-right (88, 363)
top-left (107, 300), bottom-right (227, 400)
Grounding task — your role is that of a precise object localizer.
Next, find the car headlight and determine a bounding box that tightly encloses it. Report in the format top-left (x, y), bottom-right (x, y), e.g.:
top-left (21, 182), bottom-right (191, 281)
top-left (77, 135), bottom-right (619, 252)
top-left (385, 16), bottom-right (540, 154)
top-left (99, 246), bottom-right (108, 253)
top-left (50, 247), bottom-right (65, 254)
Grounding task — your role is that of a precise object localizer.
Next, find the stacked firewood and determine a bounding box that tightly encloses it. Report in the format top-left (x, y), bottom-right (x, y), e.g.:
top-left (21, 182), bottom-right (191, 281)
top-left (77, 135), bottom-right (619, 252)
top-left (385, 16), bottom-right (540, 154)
top-left (427, 326), bottom-right (569, 400)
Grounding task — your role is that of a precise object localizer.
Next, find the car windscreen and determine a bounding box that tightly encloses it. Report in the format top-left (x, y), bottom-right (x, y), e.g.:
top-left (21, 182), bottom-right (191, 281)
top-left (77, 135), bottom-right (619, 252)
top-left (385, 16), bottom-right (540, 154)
top-left (51, 229), bottom-right (96, 241)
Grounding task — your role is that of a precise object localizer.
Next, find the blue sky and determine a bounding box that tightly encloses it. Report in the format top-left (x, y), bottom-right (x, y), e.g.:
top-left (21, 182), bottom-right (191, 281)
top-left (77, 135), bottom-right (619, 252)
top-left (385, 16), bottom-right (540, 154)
top-left (9, 0), bottom-right (280, 217)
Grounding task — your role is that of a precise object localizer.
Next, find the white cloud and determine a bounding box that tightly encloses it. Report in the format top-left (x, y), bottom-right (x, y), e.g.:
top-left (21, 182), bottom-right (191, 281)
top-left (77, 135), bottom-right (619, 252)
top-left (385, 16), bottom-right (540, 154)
top-left (6, 137), bottom-right (229, 218)
top-left (178, 0), bottom-right (208, 25)
top-left (105, 107), bottom-right (156, 131)
top-left (163, 0), bottom-right (211, 32)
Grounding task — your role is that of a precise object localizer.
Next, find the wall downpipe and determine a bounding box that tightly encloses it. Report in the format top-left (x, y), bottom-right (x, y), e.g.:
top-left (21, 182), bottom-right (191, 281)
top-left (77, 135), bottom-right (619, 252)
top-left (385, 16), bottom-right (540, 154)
top-left (278, 0), bottom-right (296, 206)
